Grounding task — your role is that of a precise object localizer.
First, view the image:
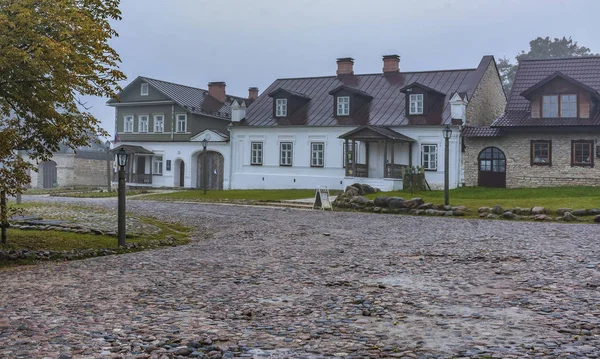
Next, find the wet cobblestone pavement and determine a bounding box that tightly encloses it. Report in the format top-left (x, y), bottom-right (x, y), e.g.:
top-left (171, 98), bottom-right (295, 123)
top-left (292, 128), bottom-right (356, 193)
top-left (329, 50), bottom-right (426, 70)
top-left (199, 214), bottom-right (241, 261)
top-left (2, 196), bottom-right (600, 358)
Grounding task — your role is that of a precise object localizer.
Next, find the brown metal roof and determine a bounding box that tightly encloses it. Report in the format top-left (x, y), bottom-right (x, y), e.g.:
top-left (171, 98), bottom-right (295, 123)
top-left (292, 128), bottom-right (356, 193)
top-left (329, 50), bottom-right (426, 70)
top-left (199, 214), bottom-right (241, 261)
top-left (339, 125), bottom-right (415, 142)
top-left (462, 127), bottom-right (504, 137)
top-left (111, 144), bottom-right (154, 155)
top-left (493, 57), bottom-right (600, 127)
top-left (243, 56), bottom-right (495, 127)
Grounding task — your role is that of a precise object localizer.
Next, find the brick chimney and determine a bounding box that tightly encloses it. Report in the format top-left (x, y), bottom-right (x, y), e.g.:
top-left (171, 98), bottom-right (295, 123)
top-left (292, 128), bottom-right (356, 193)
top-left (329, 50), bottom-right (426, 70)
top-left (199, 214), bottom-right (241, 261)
top-left (336, 57), bottom-right (354, 76)
top-left (248, 87), bottom-right (259, 100)
top-left (208, 81), bottom-right (226, 102)
top-left (382, 55), bottom-right (400, 73)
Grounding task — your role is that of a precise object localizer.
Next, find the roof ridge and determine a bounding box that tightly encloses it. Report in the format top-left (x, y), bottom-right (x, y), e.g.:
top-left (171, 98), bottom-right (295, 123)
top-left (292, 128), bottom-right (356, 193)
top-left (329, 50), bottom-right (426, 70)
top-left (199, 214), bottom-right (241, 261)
top-left (141, 76), bottom-right (248, 101)
top-left (276, 68), bottom-right (476, 81)
top-left (520, 56), bottom-right (600, 62)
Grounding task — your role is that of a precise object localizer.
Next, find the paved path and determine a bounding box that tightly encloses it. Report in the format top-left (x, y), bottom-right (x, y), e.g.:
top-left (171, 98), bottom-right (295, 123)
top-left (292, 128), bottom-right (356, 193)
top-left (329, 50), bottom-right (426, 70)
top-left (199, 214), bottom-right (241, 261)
top-left (2, 197), bottom-right (600, 358)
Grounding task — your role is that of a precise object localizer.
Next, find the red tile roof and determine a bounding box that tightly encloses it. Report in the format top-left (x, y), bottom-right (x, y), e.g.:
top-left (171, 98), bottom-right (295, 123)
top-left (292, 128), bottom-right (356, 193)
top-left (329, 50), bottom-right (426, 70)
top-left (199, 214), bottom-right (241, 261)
top-left (243, 56), bottom-right (495, 127)
top-left (462, 127), bottom-right (504, 137)
top-left (493, 57), bottom-right (600, 127)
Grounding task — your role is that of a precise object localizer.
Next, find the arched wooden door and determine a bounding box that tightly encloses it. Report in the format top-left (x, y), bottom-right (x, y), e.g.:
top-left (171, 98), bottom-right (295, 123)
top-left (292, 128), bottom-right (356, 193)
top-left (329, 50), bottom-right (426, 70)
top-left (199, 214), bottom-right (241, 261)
top-left (41, 160), bottom-right (58, 188)
top-left (478, 147), bottom-right (506, 188)
top-left (197, 151), bottom-right (224, 190)
top-left (179, 161), bottom-right (185, 187)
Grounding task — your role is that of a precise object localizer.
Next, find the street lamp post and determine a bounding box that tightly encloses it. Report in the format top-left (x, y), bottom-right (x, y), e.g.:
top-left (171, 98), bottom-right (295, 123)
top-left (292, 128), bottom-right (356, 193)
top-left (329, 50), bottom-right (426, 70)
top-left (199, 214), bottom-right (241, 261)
top-left (105, 140), bottom-right (112, 192)
top-left (442, 125), bottom-right (453, 206)
top-left (201, 138), bottom-right (208, 195)
top-left (116, 148), bottom-right (128, 247)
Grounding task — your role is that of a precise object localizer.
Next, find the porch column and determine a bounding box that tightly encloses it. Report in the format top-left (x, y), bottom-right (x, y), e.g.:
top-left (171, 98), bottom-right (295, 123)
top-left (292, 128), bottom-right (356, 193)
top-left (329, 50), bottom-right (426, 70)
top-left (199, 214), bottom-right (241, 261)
top-left (344, 139), bottom-right (349, 176)
top-left (352, 140), bottom-right (357, 177)
top-left (365, 142), bottom-right (369, 177)
top-left (391, 142), bottom-right (395, 178)
top-left (383, 141), bottom-right (388, 178)
top-left (408, 143), bottom-right (413, 168)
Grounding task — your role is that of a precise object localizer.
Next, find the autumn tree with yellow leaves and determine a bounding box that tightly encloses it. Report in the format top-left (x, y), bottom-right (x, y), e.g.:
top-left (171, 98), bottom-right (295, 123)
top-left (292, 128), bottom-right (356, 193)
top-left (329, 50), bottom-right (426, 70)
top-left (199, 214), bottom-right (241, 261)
top-left (0, 0), bottom-right (126, 244)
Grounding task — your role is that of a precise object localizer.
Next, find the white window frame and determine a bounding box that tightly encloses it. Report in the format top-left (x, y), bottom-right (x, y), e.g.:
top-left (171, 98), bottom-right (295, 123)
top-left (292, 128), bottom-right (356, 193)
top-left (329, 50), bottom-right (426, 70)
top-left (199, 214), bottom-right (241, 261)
top-left (280, 142), bottom-right (293, 166)
top-left (409, 94), bottom-right (424, 115)
top-left (542, 95), bottom-right (559, 118)
top-left (421, 144), bottom-right (438, 171)
top-left (141, 83), bottom-right (149, 96)
top-left (337, 96), bottom-right (350, 116)
top-left (138, 114), bottom-right (149, 133)
top-left (251, 142), bottom-right (263, 165)
top-left (560, 94), bottom-right (577, 118)
top-left (153, 114), bottom-right (164, 133)
top-left (152, 156), bottom-right (163, 175)
top-left (275, 99), bottom-right (287, 117)
top-left (311, 142), bottom-right (324, 167)
top-left (176, 114), bottom-right (187, 133)
top-left (124, 115), bottom-right (134, 133)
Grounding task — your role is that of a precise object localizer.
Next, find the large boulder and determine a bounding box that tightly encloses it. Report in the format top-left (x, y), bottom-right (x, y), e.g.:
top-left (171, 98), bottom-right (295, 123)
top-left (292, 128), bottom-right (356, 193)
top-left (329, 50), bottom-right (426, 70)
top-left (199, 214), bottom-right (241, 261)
top-left (344, 185), bottom-right (360, 197)
top-left (594, 215), bottom-right (600, 223)
top-left (361, 184), bottom-right (378, 194)
top-left (350, 196), bottom-right (370, 207)
top-left (588, 208), bottom-right (600, 216)
top-left (502, 211), bottom-right (518, 220)
top-left (531, 206), bottom-right (547, 215)
top-left (478, 207), bottom-right (491, 214)
top-left (562, 212), bottom-right (576, 222)
top-left (374, 196), bottom-right (390, 208)
top-left (386, 197), bottom-right (405, 210)
top-left (403, 198), bottom-right (424, 209)
top-left (351, 183), bottom-right (366, 195)
top-left (418, 203), bottom-right (434, 210)
top-left (571, 209), bottom-right (587, 216)
top-left (556, 208), bottom-right (572, 216)
top-left (535, 214), bottom-right (552, 221)
top-left (491, 205), bottom-right (503, 215)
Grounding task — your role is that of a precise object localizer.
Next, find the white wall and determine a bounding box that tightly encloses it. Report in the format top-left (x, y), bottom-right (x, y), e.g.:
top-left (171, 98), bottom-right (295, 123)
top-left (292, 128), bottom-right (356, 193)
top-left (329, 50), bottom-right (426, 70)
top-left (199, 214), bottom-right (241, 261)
top-left (229, 126), bottom-right (462, 191)
top-left (119, 141), bottom-right (231, 189)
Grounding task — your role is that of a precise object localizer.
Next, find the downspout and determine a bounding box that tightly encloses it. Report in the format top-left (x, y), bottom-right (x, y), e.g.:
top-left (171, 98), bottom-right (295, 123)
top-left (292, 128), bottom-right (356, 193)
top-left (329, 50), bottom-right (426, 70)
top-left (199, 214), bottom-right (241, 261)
top-left (227, 124), bottom-right (233, 190)
top-left (171, 104), bottom-right (175, 141)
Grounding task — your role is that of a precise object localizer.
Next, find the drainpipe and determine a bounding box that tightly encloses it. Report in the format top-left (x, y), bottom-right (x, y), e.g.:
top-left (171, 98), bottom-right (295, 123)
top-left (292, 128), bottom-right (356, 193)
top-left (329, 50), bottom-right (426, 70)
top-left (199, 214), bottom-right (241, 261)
top-left (171, 104), bottom-right (175, 141)
top-left (227, 125), bottom-right (233, 190)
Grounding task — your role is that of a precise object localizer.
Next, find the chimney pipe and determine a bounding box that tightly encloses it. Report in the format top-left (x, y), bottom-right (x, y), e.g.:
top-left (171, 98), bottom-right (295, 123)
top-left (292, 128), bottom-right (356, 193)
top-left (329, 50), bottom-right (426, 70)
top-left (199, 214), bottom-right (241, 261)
top-left (336, 57), bottom-right (354, 76)
top-left (231, 100), bottom-right (247, 123)
top-left (382, 54), bottom-right (400, 73)
top-left (208, 81), bottom-right (226, 102)
top-left (248, 87), bottom-right (259, 100)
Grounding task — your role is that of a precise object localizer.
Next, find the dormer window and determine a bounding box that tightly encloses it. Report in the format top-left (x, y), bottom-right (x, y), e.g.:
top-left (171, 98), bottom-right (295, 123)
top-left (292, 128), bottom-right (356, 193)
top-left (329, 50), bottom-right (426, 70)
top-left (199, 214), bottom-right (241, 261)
top-left (337, 96), bottom-right (350, 116)
top-left (141, 83), bottom-right (149, 96)
top-left (275, 99), bottom-right (287, 117)
top-left (542, 94), bottom-right (577, 118)
top-left (409, 94), bottom-right (424, 115)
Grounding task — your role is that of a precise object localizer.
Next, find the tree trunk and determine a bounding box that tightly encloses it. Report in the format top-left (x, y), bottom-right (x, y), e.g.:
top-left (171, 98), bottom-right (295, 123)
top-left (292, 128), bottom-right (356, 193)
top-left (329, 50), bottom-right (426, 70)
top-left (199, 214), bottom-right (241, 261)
top-left (1, 190), bottom-right (7, 245)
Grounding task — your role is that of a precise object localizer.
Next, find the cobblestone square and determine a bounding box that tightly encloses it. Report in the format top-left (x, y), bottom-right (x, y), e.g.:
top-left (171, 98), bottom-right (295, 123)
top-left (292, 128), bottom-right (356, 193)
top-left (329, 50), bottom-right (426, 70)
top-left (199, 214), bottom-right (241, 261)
top-left (1, 198), bottom-right (600, 358)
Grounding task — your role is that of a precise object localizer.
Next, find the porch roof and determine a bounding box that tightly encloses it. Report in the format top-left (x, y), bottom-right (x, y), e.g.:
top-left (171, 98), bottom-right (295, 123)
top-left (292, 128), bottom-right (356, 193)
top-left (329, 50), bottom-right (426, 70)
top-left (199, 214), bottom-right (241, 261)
top-left (111, 144), bottom-right (154, 155)
top-left (338, 125), bottom-right (415, 142)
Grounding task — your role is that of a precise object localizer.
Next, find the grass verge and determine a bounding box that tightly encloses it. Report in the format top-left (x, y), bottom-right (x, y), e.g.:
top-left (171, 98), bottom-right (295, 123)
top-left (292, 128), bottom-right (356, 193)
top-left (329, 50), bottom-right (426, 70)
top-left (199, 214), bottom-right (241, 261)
top-left (139, 189), bottom-right (340, 203)
top-left (366, 186), bottom-right (600, 214)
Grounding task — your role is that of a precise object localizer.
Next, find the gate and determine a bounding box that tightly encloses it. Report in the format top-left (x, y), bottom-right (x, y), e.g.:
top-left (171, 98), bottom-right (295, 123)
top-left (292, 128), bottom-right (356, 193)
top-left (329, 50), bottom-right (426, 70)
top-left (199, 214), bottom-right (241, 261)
top-left (478, 147), bottom-right (506, 188)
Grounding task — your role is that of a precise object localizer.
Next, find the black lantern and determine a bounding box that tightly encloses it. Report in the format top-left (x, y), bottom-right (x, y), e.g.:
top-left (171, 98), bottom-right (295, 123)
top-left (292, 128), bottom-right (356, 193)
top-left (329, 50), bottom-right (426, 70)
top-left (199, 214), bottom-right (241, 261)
top-left (442, 125), bottom-right (452, 140)
top-left (116, 148), bottom-right (128, 168)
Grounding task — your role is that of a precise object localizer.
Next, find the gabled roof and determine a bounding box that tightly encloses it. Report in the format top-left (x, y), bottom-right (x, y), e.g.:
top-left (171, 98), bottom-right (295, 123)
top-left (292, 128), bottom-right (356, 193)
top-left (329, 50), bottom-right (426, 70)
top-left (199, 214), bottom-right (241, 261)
top-left (339, 125), bottom-right (415, 142)
top-left (462, 127), bottom-right (504, 137)
top-left (328, 85), bottom-right (374, 99)
top-left (243, 56), bottom-right (496, 127)
top-left (108, 76), bottom-right (249, 120)
top-left (519, 71), bottom-right (600, 99)
top-left (268, 88), bottom-right (311, 100)
top-left (494, 57), bottom-right (600, 127)
top-left (111, 144), bottom-right (154, 155)
top-left (399, 82), bottom-right (446, 97)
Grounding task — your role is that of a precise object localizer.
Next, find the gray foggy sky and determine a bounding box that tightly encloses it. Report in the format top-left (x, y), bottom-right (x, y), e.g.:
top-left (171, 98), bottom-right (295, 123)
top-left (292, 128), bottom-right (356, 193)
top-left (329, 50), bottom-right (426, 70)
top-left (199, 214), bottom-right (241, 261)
top-left (90, 0), bottom-right (599, 138)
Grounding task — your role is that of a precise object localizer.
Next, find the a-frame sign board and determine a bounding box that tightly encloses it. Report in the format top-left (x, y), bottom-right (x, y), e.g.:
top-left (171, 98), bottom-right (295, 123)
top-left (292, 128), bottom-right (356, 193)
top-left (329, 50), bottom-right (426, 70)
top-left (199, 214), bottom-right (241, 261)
top-left (313, 186), bottom-right (333, 210)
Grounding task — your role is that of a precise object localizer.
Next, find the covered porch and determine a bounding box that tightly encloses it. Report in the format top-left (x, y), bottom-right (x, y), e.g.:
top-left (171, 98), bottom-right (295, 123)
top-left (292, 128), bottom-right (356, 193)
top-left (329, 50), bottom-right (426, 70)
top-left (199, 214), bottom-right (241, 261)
top-left (111, 144), bottom-right (155, 185)
top-left (339, 125), bottom-right (415, 191)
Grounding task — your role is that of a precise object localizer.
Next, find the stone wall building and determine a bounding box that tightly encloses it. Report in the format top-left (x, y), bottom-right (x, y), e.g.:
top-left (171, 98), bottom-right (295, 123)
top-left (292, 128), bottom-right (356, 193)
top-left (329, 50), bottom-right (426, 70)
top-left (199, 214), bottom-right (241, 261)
top-left (26, 141), bottom-right (112, 189)
top-left (464, 57), bottom-right (600, 188)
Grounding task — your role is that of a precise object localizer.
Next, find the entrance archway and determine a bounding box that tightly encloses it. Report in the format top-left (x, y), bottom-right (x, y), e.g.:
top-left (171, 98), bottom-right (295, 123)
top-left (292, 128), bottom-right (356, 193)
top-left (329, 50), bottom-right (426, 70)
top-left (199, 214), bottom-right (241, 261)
top-left (41, 160), bottom-right (58, 188)
top-left (196, 151), bottom-right (224, 190)
top-left (478, 147), bottom-right (506, 188)
top-left (174, 159), bottom-right (185, 187)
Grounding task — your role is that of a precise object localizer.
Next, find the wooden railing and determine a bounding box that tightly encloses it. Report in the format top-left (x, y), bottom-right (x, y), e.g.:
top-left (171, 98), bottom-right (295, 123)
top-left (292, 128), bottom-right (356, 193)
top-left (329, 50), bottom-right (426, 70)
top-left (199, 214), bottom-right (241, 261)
top-left (345, 164), bottom-right (368, 177)
top-left (385, 164), bottom-right (407, 179)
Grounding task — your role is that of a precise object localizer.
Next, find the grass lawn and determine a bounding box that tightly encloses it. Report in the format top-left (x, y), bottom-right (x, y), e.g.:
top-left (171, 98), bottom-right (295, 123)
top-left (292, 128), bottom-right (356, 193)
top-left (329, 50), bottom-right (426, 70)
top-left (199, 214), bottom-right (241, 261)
top-left (366, 186), bottom-right (600, 213)
top-left (139, 189), bottom-right (339, 203)
top-left (53, 189), bottom-right (149, 198)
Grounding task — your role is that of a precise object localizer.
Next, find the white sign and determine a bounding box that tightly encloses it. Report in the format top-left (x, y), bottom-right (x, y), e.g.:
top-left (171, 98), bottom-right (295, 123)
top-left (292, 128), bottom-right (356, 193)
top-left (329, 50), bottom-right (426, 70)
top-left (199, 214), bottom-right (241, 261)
top-left (313, 186), bottom-right (333, 211)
